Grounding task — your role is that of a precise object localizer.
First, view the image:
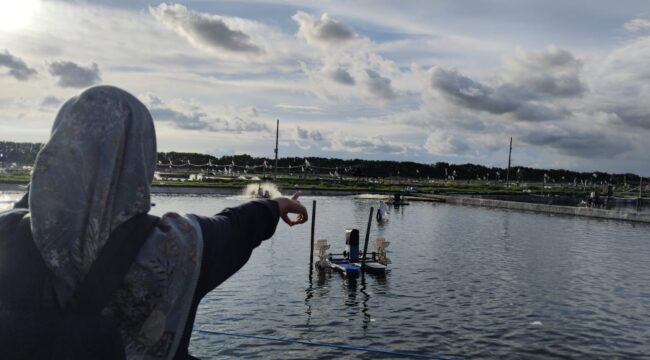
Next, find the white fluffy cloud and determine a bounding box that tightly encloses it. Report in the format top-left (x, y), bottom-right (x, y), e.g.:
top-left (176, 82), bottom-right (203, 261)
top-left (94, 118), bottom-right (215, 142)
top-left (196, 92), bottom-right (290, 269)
top-left (144, 93), bottom-right (269, 133)
top-left (624, 18), bottom-right (650, 32)
top-left (292, 11), bottom-right (360, 47)
top-left (424, 132), bottom-right (470, 155)
top-left (150, 3), bottom-right (262, 54)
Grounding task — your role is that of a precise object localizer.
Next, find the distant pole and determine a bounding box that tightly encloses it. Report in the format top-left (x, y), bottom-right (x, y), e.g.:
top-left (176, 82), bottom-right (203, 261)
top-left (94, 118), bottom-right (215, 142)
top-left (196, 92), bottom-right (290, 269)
top-left (361, 207), bottom-right (374, 269)
top-left (506, 137), bottom-right (512, 187)
top-left (309, 200), bottom-right (316, 269)
top-left (274, 119), bottom-right (279, 181)
top-left (637, 176), bottom-right (642, 211)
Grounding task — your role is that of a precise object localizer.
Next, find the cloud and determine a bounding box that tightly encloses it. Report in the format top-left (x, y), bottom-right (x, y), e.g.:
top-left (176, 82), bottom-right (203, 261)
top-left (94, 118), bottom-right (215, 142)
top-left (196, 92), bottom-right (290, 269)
top-left (40, 96), bottom-right (64, 109)
top-left (595, 36), bottom-right (650, 130)
top-left (0, 49), bottom-right (37, 81)
top-left (329, 67), bottom-right (355, 85)
top-left (147, 95), bottom-right (269, 133)
top-left (424, 132), bottom-right (470, 155)
top-left (295, 126), bottom-right (324, 141)
top-left (292, 11), bottom-right (360, 46)
top-left (624, 18), bottom-right (650, 32)
top-left (610, 107), bottom-right (650, 130)
top-left (431, 68), bottom-right (565, 121)
top-left (327, 134), bottom-right (411, 154)
top-left (275, 104), bottom-right (322, 112)
top-left (430, 46), bottom-right (584, 123)
top-left (150, 3), bottom-right (262, 54)
top-left (501, 46), bottom-right (585, 99)
top-left (432, 68), bottom-right (518, 114)
top-left (522, 130), bottom-right (632, 158)
top-left (364, 69), bottom-right (396, 101)
top-left (48, 61), bottom-right (101, 88)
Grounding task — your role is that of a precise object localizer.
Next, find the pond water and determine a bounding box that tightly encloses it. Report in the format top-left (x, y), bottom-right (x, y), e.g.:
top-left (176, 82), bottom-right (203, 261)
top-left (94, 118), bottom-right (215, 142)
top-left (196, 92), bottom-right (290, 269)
top-left (2, 192), bottom-right (649, 359)
top-left (151, 194), bottom-right (650, 359)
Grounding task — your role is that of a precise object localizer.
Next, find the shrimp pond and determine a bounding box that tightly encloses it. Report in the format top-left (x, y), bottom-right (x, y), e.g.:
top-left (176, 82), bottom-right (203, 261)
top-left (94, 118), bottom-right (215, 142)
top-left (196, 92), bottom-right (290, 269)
top-left (3, 192), bottom-right (650, 359)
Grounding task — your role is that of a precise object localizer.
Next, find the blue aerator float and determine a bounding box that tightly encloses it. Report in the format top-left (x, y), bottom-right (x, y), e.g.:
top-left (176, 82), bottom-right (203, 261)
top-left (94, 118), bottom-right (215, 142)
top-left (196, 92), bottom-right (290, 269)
top-left (312, 205), bottom-right (390, 277)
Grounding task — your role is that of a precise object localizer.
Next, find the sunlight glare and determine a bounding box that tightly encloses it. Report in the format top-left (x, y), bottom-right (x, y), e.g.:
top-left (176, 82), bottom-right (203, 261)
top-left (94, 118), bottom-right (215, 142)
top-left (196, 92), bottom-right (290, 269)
top-left (0, 0), bottom-right (38, 32)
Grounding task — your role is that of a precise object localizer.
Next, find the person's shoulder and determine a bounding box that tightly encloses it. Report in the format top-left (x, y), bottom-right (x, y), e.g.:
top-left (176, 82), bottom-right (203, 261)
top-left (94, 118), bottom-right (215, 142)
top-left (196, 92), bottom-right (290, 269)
top-left (153, 212), bottom-right (201, 236)
top-left (0, 208), bottom-right (29, 229)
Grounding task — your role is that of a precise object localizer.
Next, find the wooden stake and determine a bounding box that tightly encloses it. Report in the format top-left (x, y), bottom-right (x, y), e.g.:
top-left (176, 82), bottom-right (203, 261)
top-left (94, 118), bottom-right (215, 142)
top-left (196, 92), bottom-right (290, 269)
top-left (274, 119), bottom-right (279, 181)
top-left (309, 200), bottom-right (316, 269)
top-left (506, 137), bottom-right (512, 187)
top-left (361, 206), bottom-right (374, 268)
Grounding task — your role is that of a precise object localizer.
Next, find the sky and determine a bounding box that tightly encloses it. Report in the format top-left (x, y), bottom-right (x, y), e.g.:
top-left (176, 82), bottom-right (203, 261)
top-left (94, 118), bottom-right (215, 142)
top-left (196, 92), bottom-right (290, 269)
top-left (1, 0), bottom-right (649, 175)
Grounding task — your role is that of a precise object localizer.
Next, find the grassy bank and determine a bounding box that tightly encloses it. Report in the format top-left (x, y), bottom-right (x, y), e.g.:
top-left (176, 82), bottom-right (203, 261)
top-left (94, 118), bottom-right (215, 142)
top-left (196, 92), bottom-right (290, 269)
top-left (1, 170), bottom-right (610, 197)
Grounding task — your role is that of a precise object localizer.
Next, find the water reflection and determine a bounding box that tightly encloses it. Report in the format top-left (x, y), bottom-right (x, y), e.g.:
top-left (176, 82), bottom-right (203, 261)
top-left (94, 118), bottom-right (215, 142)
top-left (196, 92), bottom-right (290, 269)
top-left (305, 265), bottom-right (390, 334)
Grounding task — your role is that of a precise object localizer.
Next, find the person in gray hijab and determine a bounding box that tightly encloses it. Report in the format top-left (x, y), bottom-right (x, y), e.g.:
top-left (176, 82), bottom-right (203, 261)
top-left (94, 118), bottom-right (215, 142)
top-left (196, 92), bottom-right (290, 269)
top-left (0, 85), bottom-right (308, 359)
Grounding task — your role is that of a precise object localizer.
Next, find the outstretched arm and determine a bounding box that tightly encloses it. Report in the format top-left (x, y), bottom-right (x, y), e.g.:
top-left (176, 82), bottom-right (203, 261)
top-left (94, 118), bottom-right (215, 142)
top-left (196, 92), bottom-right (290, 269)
top-left (192, 192), bottom-right (307, 295)
top-left (176, 193), bottom-right (308, 359)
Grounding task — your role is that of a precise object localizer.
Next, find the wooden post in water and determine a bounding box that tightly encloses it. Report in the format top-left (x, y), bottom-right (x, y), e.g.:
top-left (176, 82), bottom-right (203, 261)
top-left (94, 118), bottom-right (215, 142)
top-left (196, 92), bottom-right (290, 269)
top-left (361, 206), bottom-right (374, 269)
top-left (638, 176), bottom-right (643, 211)
top-left (274, 119), bottom-right (279, 181)
top-left (309, 200), bottom-right (316, 269)
top-left (506, 137), bottom-right (512, 187)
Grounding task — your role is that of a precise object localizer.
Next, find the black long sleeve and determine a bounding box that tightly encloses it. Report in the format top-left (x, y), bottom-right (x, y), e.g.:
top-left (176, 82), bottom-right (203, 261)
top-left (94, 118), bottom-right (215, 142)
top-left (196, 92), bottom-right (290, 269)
top-left (174, 199), bottom-right (280, 359)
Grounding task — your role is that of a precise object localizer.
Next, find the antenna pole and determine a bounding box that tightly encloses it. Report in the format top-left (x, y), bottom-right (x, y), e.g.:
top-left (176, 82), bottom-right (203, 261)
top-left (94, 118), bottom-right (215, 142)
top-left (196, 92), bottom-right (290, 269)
top-left (274, 119), bottom-right (279, 181)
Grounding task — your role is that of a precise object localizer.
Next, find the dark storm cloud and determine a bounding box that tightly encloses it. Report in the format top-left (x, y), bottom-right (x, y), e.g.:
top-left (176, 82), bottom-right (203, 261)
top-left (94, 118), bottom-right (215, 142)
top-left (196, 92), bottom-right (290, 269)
top-left (329, 68), bottom-right (355, 85)
top-left (151, 3), bottom-right (262, 53)
top-left (0, 49), bottom-right (37, 81)
top-left (48, 61), bottom-right (101, 88)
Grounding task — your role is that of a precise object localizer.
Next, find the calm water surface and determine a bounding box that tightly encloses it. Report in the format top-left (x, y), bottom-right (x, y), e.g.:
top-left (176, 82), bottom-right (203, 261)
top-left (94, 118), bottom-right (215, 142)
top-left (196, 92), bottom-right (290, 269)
top-left (148, 194), bottom-right (650, 359)
top-left (2, 192), bottom-right (649, 358)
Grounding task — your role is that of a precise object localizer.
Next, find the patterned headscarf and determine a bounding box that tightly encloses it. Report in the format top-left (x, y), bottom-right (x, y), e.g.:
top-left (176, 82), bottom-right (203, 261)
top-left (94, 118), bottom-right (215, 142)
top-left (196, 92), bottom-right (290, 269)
top-left (28, 86), bottom-right (203, 359)
top-left (30, 85), bottom-right (157, 304)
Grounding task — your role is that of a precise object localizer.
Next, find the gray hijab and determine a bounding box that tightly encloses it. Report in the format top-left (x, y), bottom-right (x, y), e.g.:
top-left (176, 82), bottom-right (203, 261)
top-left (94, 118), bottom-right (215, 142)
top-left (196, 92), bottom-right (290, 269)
top-left (30, 85), bottom-right (157, 303)
top-left (29, 86), bottom-right (203, 359)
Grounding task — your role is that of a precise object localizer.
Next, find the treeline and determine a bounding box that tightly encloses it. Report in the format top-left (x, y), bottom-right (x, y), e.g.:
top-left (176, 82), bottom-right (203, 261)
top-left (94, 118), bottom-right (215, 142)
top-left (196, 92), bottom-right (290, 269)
top-left (0, 141), bottom-right (44, 166)
top-left (1, 141), bottom-right (640, 184)
top-left (158, 151), bottom-right (640, 185)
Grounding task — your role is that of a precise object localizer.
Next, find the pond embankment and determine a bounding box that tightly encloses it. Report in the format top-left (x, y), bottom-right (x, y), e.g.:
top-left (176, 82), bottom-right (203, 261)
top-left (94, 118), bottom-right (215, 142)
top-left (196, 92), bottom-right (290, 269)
top-left (150, 185), bottom-right (389, 196)
top-left (6, 182), bottom-right (647, 223)
top-left (416, 194), bottom-right (650, 224)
